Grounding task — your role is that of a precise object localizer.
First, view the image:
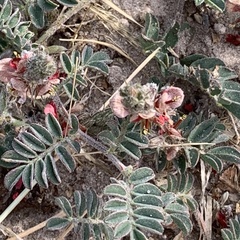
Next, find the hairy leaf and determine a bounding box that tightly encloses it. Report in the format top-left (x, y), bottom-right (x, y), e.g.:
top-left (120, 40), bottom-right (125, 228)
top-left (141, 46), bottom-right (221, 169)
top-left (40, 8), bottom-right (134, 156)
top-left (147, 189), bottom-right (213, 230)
top-left (47, 217), bottom-right (71, 230)
top-left (4, 165), bottom-right (25, 190)
top-left (37, 0), bottom-right (59, 11)
top-left (120, 141), bottom-right (142, 160)
top-left (133, 207), bottom-right (164, 220)
top-left (45, 154), bottom-right (61, 185)
top-left (46, 113), bottom-right (63, 139)
top-left (1, 150), bottom-right (29, 164)
top-left (105, 211), bottom-right (129, 225)
top-left (207, 146), bottom-right (240, 164)
top-left (60, 52), bottom-right (72, 74)
top-left (30, 124), bottom-right (53, 145)
top-left (55, 196), bottom-right (73, 218)
top-left (135, 218), bottom-right (164, 235)
top-left (20, 132), bottom-right (46, 152)
top-left (74, 191), bottom-right (86, 217)
top-left (35, 159), bottom-right (48, 188)
top-left (12, 138), bottom-right (37, 158)
top-left (129, 167), bottom-right (155, 185)
top-left (56, 0), bottom-right (78, 7)
top-left (132, 183), bottom-right (161, 197)
top-left (28, 3), bottom-right (45, 29)
top-left (55, 145), bottom-right (76, 172)
top-left (104, 199), bottom-right (128, 211)
top-left (104, 184), bottom-right (127, 198)
top-left (170, 213), bottom-right (193, 235)
top-left (133, 195), bottom-right (162, 207)
top-left (22, 163), bottom-right (34, 189)
top-left (200, 153), bottom-right (223, 172)
top-left (114, 220), bottom-right (132, 239)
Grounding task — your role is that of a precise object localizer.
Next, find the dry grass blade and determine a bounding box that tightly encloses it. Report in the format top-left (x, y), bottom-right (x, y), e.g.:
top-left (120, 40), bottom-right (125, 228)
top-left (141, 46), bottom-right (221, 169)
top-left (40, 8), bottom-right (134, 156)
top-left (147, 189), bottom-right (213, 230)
top-left (90, 4), bottom-right (139, 47)
top-left (101, 0), bottom-right (143, 27)
top-left (0, 224), bottom-right (23, 240)
top-left (7, 211), bottom-right (65, 240)
top-left (60, 38), bottom-right (137, 65)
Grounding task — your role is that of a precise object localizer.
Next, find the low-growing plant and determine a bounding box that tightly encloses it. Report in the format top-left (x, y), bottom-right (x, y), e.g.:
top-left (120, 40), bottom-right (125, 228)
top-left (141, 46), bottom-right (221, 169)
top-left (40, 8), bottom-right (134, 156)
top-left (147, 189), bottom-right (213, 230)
top-left (0, 0), bottom-right (239, 239)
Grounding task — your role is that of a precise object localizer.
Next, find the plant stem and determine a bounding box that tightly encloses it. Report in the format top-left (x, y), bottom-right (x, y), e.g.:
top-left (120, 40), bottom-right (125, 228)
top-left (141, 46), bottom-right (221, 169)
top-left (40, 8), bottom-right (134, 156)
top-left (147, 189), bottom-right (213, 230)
top-left (0, 183), bottom-right (35, 224)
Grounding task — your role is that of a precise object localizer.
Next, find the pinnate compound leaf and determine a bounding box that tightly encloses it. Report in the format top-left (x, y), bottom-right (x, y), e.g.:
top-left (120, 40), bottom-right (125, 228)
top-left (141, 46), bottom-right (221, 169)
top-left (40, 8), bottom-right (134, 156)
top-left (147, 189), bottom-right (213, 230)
top-left (200, 153), bottom-right (223, 172)
top-left (56, 0), bottom-right (78, 7)
top-left (45, 154), bottom-right (61, 185)
top-left (28, 3), bottom-right (45, 29)
top-left (30, 124), bottom-right (53, 145)
top-left (124, 132), bottom-right (149, 147)
top-left (104, 184), bottom-right (127, 198)
top-left (207, 146), bottom-right (240, 164)
top-left (12, 138), bottom-right (37, 158)
top-left (37, 0), bottom-right (59, 11)
top-left (104, 199), bottom-right (127, 211)
top-left (60, 52), bottom-right (72, 74)
top-left (55, 196), bottom-right (73, 218)
top-left (1, 150), bottom-right (29, 164)
top-left (20, 132), bottom-right (46, 152)
top-left (55, 145), bottom-right (76, 172)
top-left (135, 218), bottom-right (164, 235)
top-left (105, 211), bottom-right (129, 225)
top-left (114, 220), bottom-right (132, 239)
top-left (132, 183), bottom-right (161, 197)
top-left (133, 195), bottom-right (162, 207)
top-left (47, 217), bottom-right (71, 230)
top-left (170, 213), bottom-right (193, 235)
top-left (130, 229), bottom-right (147, 240)
top-left (35, 159), bottom-right (48, 188)
top-left (129, 167), bottom-right (155, 185)
top-left (188, 117), bottom-right (218, 142)
top-left (74, 191), bottom-right (86, 217)
top-left (82, 46), bottom-right (111, 74)
top-left (46, 113), bottom-right (63, 139)
top-left (134, 207), bottom-right (164, 220)
top-left (4, 165), bottom-right (25, 190)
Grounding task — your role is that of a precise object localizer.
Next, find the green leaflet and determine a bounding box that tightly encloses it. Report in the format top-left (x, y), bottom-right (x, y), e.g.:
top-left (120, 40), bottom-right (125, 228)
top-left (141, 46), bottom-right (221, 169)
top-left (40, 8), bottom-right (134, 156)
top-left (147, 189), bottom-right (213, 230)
top-left (129, 167), bottom-right (155, 185)
top-left (46, 217), bottom-right (71, 230)
top-left (55, 145), bottom-right (76, 172)
top-left (55, 196), bottom-right (73, 218)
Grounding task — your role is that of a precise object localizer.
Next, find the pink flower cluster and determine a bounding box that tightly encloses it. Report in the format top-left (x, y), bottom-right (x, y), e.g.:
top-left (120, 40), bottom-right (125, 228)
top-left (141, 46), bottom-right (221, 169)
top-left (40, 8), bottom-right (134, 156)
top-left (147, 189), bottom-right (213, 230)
top-left (0, 50), bottom-right (60, 104)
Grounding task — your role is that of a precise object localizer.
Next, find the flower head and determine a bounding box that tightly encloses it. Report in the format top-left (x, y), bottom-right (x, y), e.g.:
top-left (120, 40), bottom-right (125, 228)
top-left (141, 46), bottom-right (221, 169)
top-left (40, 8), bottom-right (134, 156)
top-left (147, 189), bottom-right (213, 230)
top-left (0, 48), bottom-right (60, 103)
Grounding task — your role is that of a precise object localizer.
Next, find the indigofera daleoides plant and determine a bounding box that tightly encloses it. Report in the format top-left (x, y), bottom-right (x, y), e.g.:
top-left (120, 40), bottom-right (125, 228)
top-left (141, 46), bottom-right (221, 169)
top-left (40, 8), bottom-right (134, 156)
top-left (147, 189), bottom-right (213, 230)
top-left (0, 1), bottom-right (239, 239)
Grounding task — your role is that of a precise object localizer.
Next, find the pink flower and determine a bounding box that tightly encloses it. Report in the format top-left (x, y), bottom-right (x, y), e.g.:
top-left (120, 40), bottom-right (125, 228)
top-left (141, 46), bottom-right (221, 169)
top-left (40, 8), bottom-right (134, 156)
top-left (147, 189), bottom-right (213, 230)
top-left (155, 86), bottom-right (184, 114)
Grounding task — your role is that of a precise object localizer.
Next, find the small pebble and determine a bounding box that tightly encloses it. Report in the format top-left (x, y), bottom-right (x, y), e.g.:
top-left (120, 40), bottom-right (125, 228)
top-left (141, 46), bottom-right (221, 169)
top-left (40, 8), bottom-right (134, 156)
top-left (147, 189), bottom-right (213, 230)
top-left (214, 23), bottom-right (227, 35)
